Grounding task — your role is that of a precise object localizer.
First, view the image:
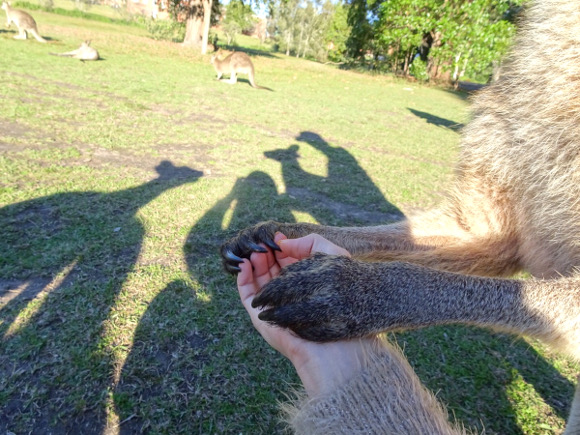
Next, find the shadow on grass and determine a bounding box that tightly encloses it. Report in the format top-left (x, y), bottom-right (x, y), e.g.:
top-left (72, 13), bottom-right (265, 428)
top-left (114, 170), bottom-right (296, 433)
top-left (219, 77), bottom-right (273, 91)
top-left (397, 326), bottom-right (575, 434)
top-left (156, 131), bottom-right (572, 433)
top-left (0, 161), bottom-right (202, 433)
top-left (110, 131), bottom-right (405, 432)
top-left (408, 108), bottom-right (464, 132)
top-left (215, 44), bottom-right (278, 59)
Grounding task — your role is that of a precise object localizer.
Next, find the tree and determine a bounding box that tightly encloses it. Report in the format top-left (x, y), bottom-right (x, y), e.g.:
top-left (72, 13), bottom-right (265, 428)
top-left (169, 0), bottom-right (220, 51)
top-left (345, 0), bottom-right (378, 60)
top-left (347, 0), bottom-right (528, 80)
top-left (374, 0), bottom-right (436, 74)
top-left (324, 1), bottom-right (350, 62)
top-left (268, 0), bottom-right (337, 61)
top-left (222, 0), bottom-right (257, 45)
top-left (430, 0), bottom-right (525, 82)
top-left (269, 0), bottom-right (300, 56)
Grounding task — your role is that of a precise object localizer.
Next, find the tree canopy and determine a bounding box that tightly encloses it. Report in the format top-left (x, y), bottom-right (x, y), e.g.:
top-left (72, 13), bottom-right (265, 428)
top-left (269, 0), bottom-right (527, 81)
top-left (348, 0), bottom-right (528, 81)
top-left (169, 0), bottom-right (528, 83)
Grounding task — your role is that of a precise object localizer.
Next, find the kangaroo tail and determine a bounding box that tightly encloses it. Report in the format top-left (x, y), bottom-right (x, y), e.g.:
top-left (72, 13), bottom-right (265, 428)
top-left (30, 29), bottom-right (47, 43)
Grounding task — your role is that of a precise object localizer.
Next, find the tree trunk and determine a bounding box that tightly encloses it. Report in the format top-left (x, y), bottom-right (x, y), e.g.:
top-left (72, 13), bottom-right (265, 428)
top-left (458, 48), bottom-right (473, 80)
top-left (403, 49), bottom-right (410, 76)
top-left (302, 35), bottom-right (309, 58)
top-left (200, 0), bottom-right (213, 54)
top-left (452, 52), bottom-right (462, 82)
top-left (182, 0), bottom-right (204, 48)
top-left (285, 31), bottom-right (291, 56)
top-left (296, 24), bottom-right (304, 58)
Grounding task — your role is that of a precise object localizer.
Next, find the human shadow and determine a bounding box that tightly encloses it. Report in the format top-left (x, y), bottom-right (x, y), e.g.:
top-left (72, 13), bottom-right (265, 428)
top-left (113, 132), bottom-right (406, 431)
top-left (112, 131), bottom-right (574, 433)
top-left (0, 161), bottom-right (202, 433)
top-left (408, 108), bottom-right (464, 132)
top-left (113, 171), bottom-right (296, 433)
top-left (264, 131), bottom-right (404, 226)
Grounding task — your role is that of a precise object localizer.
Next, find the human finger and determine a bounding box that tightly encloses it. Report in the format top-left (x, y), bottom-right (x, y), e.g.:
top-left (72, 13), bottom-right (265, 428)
top-left (279, 234), bottom-right (350, 259)
top-left (273, 232), bottom-right (300, 268)
top-left (237, 259), bottom-right (258, 306)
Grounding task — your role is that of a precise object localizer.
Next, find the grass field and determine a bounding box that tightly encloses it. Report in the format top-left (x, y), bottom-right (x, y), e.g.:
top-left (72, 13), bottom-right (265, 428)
top-left (0, 8), bottom-right (578, 435)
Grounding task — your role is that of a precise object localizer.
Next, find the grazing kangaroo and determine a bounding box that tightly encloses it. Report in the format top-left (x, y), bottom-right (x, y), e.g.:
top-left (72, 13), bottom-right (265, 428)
top-left (210, 52), bottom-right (271, 90)
top-left (1, 1), bottom-right (46, 43)
top-left (221, 0), bottom-right (580, 432)
top-left (50, 41), bottom-right (100, 61)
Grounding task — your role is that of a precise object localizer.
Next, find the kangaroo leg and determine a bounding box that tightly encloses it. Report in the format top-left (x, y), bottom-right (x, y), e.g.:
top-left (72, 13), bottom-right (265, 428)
top-left (227, 72), bottom-right (237, 84)
top-left (253, 254), bottom-right (580, 356)
top-left (14, 28), bottom-right (27, 39)
top-left (222, 182), bottom-right (521, 277)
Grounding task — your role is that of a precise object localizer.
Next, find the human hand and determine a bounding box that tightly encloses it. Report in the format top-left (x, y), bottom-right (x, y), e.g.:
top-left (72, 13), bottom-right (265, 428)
top-left (237, 233), bottom-right (375, 396)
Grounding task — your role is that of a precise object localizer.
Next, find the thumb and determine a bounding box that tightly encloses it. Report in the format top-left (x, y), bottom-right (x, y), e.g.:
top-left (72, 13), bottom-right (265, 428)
top-left (279, 234), bottom-right (350, 259)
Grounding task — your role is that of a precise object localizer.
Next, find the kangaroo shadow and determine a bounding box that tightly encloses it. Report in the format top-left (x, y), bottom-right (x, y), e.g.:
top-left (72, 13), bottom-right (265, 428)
top-left (1, 30), bottom-right (56, 42)
top-left (225, 77), bottom-right (273, 91)
top-left (0, 161), bottom-right (202, 433)
top-left (408, 108), bottom-right (464, 132)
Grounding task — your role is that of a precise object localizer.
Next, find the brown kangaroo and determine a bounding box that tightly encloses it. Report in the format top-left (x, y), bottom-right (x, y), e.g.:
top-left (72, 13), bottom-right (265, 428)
top-left (50, 40), bottom-right (100, 61)
top-left (1, 1), bottom-right (46, 42)
top-left (210, 51), bottom-right (271, 90)
top-left (222, 0), bottom-right (580, 432)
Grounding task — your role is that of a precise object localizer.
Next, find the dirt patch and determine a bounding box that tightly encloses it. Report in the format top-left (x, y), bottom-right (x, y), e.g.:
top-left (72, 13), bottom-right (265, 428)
top-left (0, 119), bottom-right (38, 140)
top-left (0, 277), bottom-right (52, 308)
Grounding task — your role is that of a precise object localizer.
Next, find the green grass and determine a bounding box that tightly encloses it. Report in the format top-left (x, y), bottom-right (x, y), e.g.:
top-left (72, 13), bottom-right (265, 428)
top-left (15, 0), bottom-right (134, 21)
top-left (0, 8), bottom-right (577, 435)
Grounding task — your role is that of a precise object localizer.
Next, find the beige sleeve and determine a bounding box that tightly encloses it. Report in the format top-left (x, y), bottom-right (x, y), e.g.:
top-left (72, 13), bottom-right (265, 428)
top-left (282, 339), bottom-right (467, 435)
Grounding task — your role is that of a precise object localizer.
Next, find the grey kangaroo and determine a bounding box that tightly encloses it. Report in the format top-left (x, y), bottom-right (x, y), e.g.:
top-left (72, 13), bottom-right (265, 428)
top-left (50, 40), bottom-right (99, 61)
top-left (211, 51), bottom-right (271, 90)
top-left (221, 0), bottom-right (580, 432)
top-left (1, 1), bottom-right (46, 42)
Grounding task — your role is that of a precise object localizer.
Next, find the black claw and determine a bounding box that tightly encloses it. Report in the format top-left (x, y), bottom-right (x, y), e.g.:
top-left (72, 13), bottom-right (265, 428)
top-left (251, 295), bottom-right (265, 309)
top-left (225, 264), bottom-right (242, 273)
top-left (248, 242), bottom-right (268, 253)
top-left (258, 308), bottom-right (278, 323)
top-left (265, 239), bottom-right (282, 251)
top-left (224, 250), bottom-right (245, 263)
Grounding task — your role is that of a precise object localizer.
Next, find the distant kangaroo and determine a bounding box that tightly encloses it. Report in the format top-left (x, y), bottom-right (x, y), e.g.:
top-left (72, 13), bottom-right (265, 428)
top-left (222, 0), bottom-right (580, 432)
top-left (1, 1), bottom-right (46, 43)
top-left (50, 41), bottom-right (100, 61)
top-left (210, 52), bottom-right (271, 90)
